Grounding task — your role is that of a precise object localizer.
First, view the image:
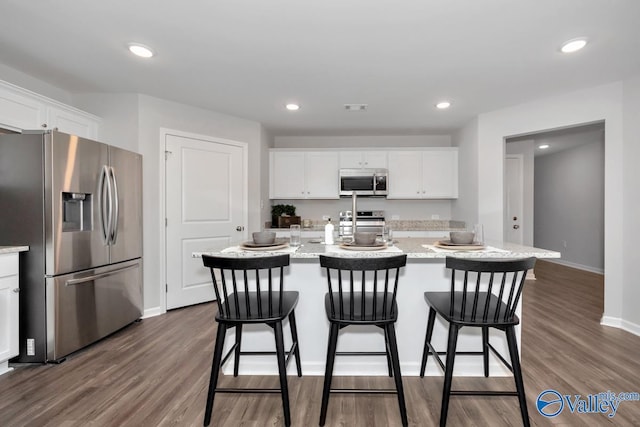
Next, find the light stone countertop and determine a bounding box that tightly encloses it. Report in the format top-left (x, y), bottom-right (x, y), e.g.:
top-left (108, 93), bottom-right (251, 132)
top-left (194, 238), bottom-right (560, 260)
top-left (0, 246), bottom-right (29, 254)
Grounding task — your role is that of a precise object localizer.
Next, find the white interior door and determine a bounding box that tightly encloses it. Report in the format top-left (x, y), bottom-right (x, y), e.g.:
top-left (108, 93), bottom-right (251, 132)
top-left (505, 155), bottom-right (524, 244)
top-left (165, 133), bottom-right (246, 309)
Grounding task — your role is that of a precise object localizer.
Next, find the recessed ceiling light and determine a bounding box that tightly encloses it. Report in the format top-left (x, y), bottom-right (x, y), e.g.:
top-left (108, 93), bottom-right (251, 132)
top-left (285, 103), bottom-right (300, 111)
top-left (560, 38), bottom-right (588, 54)
top-left (538, 144), bottom-right (550, 149)
top-left (128, 43), bottom-right (154, 58)
top-left (435, 101), bottom-right (451, 109)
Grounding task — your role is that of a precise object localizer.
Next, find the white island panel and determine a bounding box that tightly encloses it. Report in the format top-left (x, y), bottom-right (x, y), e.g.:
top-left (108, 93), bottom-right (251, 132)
top-left (194, 238), bottom-right (559, 377)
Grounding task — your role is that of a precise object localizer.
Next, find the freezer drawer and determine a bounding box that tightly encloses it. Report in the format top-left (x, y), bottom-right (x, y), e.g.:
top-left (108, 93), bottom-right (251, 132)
top-left (46, 259), bottom-right (142, 361)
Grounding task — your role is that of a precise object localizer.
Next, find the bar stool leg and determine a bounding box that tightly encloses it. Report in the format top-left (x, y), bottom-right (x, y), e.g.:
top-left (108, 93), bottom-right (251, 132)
top-left (288, 311), bottom-right (303, 377)
top-left (386, 324), bottom-right (408, 427)
top-left (440, 324), bottom-right (460, 427)
top-left (506, 326), bottom-right (530, 427)
top-left (420, 308), bottom-right (437, 377)
top-left (274, 321), bottom-right (291, 427)
top-left (319, 322), bottom-right (339, 426)
top-left (383, 326), bottom-right (393, 377)
top-left (482, 326), bottom-right (489, 377)
top-left (233, 325), bottom-right (243, 377)
top-left (204, 324), bottom-right (227, 426)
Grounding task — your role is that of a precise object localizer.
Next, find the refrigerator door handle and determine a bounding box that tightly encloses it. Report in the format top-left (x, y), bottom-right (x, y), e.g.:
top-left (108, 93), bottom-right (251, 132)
top-left (109, 166), bottom-right (120, 244)
top-left (64, 263), bottom-right (140, 286)
top-left (98, 165), bottom-right (112, 244)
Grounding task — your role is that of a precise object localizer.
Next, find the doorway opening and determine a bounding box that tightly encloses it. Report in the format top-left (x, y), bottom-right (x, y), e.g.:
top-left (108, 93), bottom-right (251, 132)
top-left (505, 121), bottom-right (605, 274)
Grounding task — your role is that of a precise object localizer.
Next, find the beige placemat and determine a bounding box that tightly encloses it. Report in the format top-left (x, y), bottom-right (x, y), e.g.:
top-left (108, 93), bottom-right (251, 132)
top-left (325, 245), bottom-right (404, 254)
top-left (221, 245), bottom-right (300, 254)
top-left (422, 244), bottom-right (509, 253)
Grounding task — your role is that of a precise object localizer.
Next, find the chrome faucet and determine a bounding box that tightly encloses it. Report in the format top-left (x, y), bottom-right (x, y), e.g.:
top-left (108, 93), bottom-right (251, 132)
top-left (351, 191), bottom-right (357, 234)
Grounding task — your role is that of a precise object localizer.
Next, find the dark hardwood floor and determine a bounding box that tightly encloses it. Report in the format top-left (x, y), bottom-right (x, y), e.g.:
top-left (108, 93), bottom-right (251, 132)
top-left (1, 260), bottom-right (639, 426)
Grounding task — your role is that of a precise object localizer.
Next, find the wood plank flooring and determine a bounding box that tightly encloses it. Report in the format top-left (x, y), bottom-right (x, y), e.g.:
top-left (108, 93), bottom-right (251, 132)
top-left (1, 260), bottom-right (639, 426)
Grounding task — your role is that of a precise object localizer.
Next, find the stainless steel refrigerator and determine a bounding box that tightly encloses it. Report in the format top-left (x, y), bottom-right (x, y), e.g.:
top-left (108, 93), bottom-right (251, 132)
top-left (0, 130), bottom-right (143, 363)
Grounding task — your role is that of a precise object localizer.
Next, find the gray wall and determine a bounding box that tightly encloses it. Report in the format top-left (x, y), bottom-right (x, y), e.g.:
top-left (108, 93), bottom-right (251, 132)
top-left (534, 141), bottom-right (605, 272)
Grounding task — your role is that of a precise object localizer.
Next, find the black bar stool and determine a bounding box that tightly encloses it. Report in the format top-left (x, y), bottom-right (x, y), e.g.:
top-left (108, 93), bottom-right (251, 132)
top-left (201, 254), bottom-right (302, 427)
top-left (318, 254), bottom-right (408, 427)
top-left (419, 256), bottom-right (536, 426)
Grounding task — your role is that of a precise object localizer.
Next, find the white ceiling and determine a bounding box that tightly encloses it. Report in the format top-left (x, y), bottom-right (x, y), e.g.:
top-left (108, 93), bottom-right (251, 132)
top-left (1, 1), bottom-right (639, 135)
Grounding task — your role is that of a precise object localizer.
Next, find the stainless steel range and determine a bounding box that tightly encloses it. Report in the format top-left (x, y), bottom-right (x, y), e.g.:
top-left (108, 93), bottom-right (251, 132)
top-left (339, 210), bottom-right (385, 237)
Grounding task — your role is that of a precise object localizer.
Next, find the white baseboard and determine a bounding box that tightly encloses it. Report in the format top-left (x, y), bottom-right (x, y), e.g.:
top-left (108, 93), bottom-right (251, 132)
top-left (601, 316), bottom-right (640, 337)
top-left (545, 258), bottom-right (604, 275)
top-left (142, 306), bottom-right (164, 319)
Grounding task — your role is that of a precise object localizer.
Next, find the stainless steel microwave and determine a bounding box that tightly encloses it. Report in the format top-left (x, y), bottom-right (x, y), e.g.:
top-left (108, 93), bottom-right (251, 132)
top-left (339, 168), bottom-right (388, 197)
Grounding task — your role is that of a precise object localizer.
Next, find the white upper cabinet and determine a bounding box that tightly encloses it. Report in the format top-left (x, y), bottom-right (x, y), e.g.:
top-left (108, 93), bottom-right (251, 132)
top-left (387, 148), bottom-right (458, 199)
top-left (339, 151), bottom-right (387, 169)
top-left (0, 80), bottom-right (100, 140)
top-left (46, 106), bottom-right (99, 140)
top-left (0, 86), bottom-right (46, 131)
top-left (270, 150), bottom-right (339, 199)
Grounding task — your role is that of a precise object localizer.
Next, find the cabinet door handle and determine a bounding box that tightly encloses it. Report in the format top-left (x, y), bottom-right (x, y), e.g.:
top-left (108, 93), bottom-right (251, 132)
top-left (13, 288), bottom-right (20, 293)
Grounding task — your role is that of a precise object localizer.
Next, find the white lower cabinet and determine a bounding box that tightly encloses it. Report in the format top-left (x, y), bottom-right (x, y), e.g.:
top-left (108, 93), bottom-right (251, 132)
top-left (0, 253), bottom-right (20, 375)
top-left (387, 149), bottom-right (458, 199)
top-left (270, 150), bottom-right (339, 199)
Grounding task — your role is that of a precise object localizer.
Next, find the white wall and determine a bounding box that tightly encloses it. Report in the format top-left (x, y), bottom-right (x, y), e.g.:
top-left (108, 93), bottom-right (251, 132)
top-left (274, 134), bottom-right (451, 148)
top-left (475, 82), bottom-right (626, 329)
top-left (73, 93), bottom-right (140, 151)
top-left (622, 75), bottom-right (640, 332)
top-left (451, 118), bottom-right (479, 227)
top-left (260, 127), bottom-right (274, 226)
top-left (0, 63), bottom-right (73, 106)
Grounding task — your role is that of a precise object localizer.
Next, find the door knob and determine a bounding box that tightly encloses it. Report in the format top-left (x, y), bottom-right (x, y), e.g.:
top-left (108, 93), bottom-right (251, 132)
top-left (513, 225), bottom-right (520, 229)
top-left (13, 288), bottom-right (20, 293)
top-left (236, 226), bottom-right (244, 231)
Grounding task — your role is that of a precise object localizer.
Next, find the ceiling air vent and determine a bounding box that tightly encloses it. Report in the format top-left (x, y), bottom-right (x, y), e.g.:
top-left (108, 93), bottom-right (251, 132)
top-left (344, 104), bottom-right (368, 112)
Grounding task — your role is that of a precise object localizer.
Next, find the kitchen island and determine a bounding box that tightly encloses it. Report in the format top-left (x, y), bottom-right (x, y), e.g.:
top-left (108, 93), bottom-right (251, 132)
top-left (195, 238), bottom-right (559, 377)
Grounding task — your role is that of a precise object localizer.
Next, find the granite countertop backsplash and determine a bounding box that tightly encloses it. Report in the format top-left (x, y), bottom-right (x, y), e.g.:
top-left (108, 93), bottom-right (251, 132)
top-left (386, 220), bottom-right (465, 231)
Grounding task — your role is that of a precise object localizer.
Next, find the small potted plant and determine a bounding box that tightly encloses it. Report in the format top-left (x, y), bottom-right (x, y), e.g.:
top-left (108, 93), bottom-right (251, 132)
top-left (271, 204), bottom-right (300, 228)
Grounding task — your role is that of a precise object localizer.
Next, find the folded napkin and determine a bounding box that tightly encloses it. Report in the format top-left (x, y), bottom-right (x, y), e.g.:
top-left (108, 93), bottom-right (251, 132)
top-left (422, 244), bottom-right (509, 253)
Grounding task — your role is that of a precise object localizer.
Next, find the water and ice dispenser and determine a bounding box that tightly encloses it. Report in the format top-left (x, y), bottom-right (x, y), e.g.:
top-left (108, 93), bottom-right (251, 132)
top-left (62, 192), bottom-right (92, 231)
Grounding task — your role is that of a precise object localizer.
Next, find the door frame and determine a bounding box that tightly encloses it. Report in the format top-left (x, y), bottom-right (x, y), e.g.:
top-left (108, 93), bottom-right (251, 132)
top-left (504, 154), bottom-right (524, 244)
top-left (158, 128), bottom-right (248, 313)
